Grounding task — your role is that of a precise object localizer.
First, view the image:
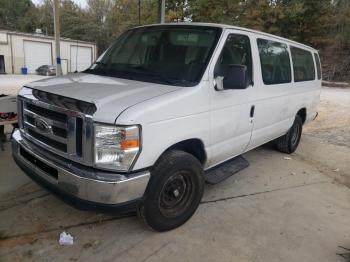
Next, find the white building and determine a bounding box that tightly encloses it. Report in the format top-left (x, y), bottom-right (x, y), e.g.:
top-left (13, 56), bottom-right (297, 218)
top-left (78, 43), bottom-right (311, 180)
top-left (0, 30), bottom-right (97, 75)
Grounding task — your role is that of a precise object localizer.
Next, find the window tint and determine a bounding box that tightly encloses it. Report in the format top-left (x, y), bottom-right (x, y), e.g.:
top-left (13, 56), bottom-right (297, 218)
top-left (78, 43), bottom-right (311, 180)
top-left (214, 34), bottom-right (252, 84)
top-left (290, 47), bottom-right (315, 82)
top-left (314, 53), bottom-right (322, 80)
top-left (257, 39), bottom-right (291, 85)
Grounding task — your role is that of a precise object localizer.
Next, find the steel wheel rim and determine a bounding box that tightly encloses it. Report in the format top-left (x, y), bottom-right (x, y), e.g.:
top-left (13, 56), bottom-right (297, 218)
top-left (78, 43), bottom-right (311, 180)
top-left (159, 172), bottom-right (194, 218)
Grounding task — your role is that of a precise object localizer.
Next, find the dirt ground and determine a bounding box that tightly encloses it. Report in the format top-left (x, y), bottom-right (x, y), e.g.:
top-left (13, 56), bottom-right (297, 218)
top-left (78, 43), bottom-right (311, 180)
top-left (304, 87), bottom-right (350, 147)
top-left (0, 87), bottom-right (349, 262)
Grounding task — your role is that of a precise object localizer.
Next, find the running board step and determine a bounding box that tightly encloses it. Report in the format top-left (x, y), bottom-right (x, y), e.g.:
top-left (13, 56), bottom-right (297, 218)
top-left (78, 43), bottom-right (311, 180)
top-left (204, 156), bottom-right (249, 185)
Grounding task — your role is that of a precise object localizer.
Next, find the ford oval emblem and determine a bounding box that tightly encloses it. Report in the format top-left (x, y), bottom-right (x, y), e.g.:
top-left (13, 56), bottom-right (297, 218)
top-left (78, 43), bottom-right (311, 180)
top-left (35, 118), bottom-right (51, 133)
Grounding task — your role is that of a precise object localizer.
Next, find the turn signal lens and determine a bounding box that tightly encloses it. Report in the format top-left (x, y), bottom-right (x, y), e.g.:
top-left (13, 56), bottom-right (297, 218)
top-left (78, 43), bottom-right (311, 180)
top-left (120, 139), bottom-right (140, 150)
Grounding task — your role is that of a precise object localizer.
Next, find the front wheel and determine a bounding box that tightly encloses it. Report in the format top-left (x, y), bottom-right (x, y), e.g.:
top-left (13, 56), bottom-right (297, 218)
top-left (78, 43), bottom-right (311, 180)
top-left (275, 115), bottom-right (303, 154)
top-left (138, 150), bottom-right (204, 232)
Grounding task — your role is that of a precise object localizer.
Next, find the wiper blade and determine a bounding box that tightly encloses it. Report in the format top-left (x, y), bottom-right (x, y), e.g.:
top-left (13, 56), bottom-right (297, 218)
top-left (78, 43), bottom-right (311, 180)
top-left (130, 65), bottom-right (176, 85)
top-left (84, 62), bottom-right (109, 75)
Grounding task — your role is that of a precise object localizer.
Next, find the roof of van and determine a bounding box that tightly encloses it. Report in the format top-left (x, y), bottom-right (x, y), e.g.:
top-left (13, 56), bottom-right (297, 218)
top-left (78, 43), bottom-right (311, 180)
top-left (134, 22), bottom-right (318, 52)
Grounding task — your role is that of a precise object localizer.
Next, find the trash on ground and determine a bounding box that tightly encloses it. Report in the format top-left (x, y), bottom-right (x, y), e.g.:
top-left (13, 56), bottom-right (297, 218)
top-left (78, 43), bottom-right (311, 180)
top-left (333, 168), bottom-right (340, 172)
top-left (283, 157), bottom-right (292, 160)
top-left (291, 172), bottom-right (296, 175)
top-left (59, 231), bottom-right (74, 246)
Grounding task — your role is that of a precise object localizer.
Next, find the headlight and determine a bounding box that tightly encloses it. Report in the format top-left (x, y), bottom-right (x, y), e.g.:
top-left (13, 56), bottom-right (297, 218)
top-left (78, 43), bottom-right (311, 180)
top-left (94, 124), bottom-right (140, 171)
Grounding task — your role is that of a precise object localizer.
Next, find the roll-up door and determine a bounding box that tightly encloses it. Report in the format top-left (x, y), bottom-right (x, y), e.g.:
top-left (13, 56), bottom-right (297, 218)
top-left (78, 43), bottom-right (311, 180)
top-left (70, 46), bottom-right (92, 72)
top-left (24, 41), bottom-right (52, 74)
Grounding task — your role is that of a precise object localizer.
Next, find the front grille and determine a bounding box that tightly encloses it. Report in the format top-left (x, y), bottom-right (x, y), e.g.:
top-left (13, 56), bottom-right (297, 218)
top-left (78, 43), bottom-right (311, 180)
top-left (26, 103), bottom-right (67, 123)
top-left (19, 90), bottom-right (93, 164)
top-left (27, 128), bottom-right (68, 152)
top-left (23, 100), bottom-right (70, 153)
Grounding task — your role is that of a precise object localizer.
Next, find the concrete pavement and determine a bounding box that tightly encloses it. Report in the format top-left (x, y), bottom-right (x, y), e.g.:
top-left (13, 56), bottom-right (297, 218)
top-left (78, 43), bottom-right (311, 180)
top-left (0, 136), bottom-right (349, 262)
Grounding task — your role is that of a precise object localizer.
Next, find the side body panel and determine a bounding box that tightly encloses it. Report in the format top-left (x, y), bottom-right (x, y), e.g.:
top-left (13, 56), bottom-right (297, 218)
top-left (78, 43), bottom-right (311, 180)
top-left (245, 35), bottom-right (321, 151)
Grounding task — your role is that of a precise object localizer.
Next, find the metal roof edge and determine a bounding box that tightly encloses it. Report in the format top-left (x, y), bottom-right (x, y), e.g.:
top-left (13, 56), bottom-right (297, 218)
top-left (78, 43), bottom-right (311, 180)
top-left (0, 30), bottom-right (96, 46)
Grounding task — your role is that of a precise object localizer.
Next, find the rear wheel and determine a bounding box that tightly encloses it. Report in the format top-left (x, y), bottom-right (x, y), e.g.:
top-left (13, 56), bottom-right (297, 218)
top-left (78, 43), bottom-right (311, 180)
top-left (275, 115), bottom-right (303, 154)
top-left (138, 150), bottom-right (204, 232)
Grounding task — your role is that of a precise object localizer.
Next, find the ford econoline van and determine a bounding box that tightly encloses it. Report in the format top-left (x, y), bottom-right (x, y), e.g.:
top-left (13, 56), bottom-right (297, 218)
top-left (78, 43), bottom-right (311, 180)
top-left (12, 23), bottom-right (321, 231)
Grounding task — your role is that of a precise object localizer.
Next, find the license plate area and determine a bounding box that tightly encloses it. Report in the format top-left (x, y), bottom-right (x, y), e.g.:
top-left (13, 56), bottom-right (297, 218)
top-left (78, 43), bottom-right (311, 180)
top-left (20, 147), bottom-right (58, 180)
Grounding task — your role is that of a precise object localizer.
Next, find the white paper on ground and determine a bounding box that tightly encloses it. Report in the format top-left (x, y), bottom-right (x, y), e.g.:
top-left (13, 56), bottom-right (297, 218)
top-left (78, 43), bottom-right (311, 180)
top-left (59, 231), bottom-right (74, 245)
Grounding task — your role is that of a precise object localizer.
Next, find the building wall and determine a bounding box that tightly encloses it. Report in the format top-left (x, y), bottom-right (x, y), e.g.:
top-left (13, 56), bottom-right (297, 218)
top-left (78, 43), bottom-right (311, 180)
top-left (0, 31), bottom-right (97, 74)
top-left (0, 32), bottom-right (12, 74)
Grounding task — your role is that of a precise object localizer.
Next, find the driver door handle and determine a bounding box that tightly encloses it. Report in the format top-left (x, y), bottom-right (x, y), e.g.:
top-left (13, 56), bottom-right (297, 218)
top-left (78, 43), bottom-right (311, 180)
top-left (250, 105), bottom-right (255, 118)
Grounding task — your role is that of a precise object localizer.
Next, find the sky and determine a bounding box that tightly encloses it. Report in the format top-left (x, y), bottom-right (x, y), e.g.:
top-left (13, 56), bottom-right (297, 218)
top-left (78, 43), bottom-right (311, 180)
top-left (32, 0), bottom-right (88, 9)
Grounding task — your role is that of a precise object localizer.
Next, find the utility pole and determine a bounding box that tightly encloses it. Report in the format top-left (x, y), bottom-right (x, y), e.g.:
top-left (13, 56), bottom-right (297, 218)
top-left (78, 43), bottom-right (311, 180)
top-left (53, 0), bottom-right (62, 76)
top-left (158, 0), bottom-right (165, 23)
top-left (138, 0), bottom-right (141, 25)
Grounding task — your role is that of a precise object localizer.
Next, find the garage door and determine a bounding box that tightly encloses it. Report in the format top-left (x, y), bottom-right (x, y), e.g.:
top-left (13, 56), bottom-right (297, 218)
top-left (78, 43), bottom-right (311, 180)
top-left (24, 41), bottom-right (52, 74)
top-left (70, 46), bottom-right (92, 72)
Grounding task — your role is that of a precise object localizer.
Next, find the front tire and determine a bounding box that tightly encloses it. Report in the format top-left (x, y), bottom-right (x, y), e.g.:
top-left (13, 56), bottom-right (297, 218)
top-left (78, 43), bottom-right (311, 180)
top-left (138, 150), bottom-right (204, 232)
top-left (275, 115), bottom-right (303, 154)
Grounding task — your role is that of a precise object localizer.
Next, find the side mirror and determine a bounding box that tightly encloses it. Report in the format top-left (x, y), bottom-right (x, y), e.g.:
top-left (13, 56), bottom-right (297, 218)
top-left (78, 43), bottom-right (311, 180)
top-left (216, 65), bottom-right (250, 90)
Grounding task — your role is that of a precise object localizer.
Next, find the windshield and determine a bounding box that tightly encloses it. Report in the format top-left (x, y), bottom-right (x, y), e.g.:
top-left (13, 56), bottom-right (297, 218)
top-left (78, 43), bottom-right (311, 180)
top-left (84, 26), bottom-right (222, 87)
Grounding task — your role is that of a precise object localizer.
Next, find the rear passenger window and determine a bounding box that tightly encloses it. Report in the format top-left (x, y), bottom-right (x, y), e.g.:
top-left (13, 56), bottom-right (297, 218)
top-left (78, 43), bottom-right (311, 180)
top-left (257, 39), bottom-right (291, 85)
top-left (314, 53), bottom-right (322, 80)
top-left (290, 47), bottom-right (315, 82)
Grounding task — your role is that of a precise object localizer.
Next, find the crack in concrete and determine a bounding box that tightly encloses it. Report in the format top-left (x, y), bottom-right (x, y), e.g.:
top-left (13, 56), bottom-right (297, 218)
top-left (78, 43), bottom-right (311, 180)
top-left (0, 214), bottom-right (132, 242)
top-left (200, 181), bottom-right (330, 204)
top-left (0, 192), bottom-right (50, 212)
top-left (140, 241), bottom-right (173, 262)
top-left (0, 188), bottom-right (45, 203)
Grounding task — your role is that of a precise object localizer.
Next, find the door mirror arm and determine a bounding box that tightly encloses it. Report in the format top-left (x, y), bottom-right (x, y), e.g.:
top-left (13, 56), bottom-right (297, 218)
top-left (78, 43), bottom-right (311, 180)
top-left (214, 76), bottom-right (225, 91)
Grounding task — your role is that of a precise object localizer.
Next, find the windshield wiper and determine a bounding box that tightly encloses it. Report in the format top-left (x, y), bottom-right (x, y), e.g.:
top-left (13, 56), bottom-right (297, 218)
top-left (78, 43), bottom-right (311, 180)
top-left (130, 65), bottom-right (177, 86)
top-left (84, 62), bottom-right (109, 75)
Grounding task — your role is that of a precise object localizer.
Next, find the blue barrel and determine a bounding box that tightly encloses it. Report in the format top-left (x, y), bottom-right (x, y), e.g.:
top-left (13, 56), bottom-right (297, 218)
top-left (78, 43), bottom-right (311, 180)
top-left (21, 67), bottom-right (28, 75)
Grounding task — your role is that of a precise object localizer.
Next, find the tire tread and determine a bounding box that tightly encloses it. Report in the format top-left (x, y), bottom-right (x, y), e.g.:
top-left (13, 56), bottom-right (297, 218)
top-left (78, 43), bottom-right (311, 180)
top-left (276, 115), bottom-right (303, 154)
top-left (137, 150), bottom-right (204, 232)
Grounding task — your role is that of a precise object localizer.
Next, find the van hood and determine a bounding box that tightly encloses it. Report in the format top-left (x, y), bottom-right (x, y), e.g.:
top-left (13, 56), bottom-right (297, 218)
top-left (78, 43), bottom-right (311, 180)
top-left (25, 73), bottom-right (181, 123)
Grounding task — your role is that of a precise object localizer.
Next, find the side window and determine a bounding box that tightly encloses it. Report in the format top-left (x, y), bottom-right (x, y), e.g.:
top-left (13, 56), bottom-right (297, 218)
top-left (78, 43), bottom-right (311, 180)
top-left (314, 53), bottom-right (322, 80)
top-left (290, 47), bottom-right (315, 82)
top-left (214, 34), bottom-right (253, 84)
top-left (257, 39), bottom-right (291, 85)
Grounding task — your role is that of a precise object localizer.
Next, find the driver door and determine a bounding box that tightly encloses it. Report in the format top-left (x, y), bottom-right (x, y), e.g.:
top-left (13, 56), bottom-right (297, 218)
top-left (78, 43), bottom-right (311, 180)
top-left (207, 30), bottom-right (256, 168)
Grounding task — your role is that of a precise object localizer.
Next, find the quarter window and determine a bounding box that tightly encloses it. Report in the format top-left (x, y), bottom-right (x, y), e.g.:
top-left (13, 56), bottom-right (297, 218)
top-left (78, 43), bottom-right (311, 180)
top-left (257, 39), bottom-right (291, 85)
top-left (214, 34), bottom-right (253, 85)
top-left (290, 47), bottom-right (315, 82)
top-left (314, 53), bottom-right (322, 80)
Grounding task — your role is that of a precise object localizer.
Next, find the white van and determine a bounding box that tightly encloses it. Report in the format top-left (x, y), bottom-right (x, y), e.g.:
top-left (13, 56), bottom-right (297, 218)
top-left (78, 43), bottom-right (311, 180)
top-left (12, 23), bottom-right (321, 231)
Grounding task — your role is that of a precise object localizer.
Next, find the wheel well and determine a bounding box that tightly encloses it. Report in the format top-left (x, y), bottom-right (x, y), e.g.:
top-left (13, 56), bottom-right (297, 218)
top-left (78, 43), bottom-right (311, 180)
top-left (297, 108), bottom-right (306, 124)
top-left (167, 139), bottom-right (207, 166)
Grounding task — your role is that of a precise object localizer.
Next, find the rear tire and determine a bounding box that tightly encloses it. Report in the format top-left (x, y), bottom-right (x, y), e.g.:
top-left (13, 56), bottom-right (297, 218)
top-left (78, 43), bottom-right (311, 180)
top-left (138, 150), bottom-right (204, 232)
top-left (275, 115), bottom-right (303, 154)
